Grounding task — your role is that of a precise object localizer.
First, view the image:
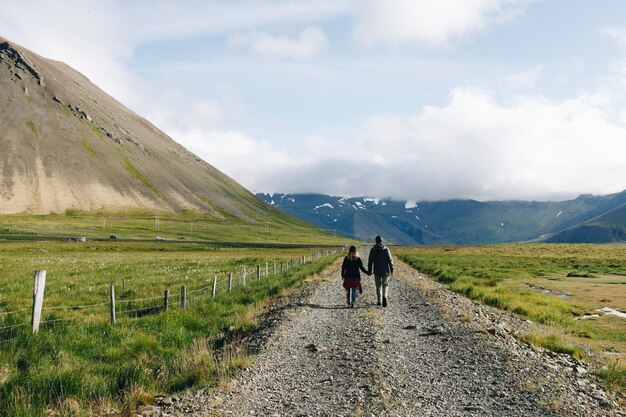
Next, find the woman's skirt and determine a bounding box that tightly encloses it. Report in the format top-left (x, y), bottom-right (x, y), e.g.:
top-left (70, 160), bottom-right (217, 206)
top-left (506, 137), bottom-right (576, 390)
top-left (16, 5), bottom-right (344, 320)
top-left (343, 277), bottom-right (362, 292)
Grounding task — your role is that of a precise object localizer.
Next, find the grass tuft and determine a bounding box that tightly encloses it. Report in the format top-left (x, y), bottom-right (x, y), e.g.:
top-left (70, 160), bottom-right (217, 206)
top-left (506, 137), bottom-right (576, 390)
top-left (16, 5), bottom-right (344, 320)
top-left (123, 158), bottom-right (164, 199)
top-left (26, 120), bottom-right (39, 138)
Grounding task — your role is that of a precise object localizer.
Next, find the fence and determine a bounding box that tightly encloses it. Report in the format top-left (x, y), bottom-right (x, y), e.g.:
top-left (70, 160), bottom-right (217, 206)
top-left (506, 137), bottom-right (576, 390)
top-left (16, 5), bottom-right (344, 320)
top-left (0, 249), bottom-right (340, 345)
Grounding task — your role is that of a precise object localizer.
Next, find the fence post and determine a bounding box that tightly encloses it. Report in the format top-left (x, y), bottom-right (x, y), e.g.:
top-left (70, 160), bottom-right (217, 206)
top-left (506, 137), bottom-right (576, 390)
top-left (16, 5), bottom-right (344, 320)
top-left (212, 275), bottom-right (217, 298)
top-left (109, 284), bottom-right (116, 325)
top-left (257, 265), bottom-right (261, 281)
top-left (164, 289), bottom-right (169, 312)
top-left (181, 285), bottom-right (187, 309)
top-left (265, 261), bottom-right (268, 277)
top-left (243, 265), bottom-right (247, 286)
top-left (280, 262), bottom-right (283, 273)
top-left (31, 270), bottom-right (46, 334)
top-left (273, 262), bottom-right (276, 275)
top-left (228, 272), bottom-right (233, 292)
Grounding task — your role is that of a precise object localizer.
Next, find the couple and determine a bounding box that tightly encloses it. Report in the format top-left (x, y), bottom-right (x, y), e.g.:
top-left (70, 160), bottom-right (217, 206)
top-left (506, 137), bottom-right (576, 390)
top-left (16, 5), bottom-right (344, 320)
top-left (341, 236), bottom-right (394, 308)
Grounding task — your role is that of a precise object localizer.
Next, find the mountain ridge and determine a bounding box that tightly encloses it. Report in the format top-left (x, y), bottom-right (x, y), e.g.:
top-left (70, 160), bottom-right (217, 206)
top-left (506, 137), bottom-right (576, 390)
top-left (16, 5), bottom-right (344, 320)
top-left (0, 35), bottom-right (276, 223)
top-left (256, 190), bottom-right (626, 244)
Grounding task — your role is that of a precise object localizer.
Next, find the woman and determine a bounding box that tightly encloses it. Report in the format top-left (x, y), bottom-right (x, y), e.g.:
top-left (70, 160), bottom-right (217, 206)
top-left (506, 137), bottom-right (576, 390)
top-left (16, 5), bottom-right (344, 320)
top-left (341, 245), bottom-right (370, 307)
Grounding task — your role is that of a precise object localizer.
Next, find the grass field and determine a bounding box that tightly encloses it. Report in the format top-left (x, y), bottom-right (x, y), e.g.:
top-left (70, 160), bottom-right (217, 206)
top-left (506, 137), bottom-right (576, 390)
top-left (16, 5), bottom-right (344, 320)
top-left (0, 211), bottom-right (353, 245)
top-left (0, 240), bottom-right (342, 416)
top-left (397, 244), bottom-right (626, 391)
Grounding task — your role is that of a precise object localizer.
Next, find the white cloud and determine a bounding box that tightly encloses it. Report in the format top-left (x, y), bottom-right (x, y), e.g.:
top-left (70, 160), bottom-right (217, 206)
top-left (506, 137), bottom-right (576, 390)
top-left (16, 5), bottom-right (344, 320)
top-left (353, 0), bottom-right (533, 47)
top-left (600, 26), bottom-right (626, 48)
top-left (186, 88), bottom-right (626, 201)
top-left (230, 26), bottom-right (328, 60)
top-left (498, 66), bottom-right (542, 91)
top-left (0, 1), bottom-right (349, 108)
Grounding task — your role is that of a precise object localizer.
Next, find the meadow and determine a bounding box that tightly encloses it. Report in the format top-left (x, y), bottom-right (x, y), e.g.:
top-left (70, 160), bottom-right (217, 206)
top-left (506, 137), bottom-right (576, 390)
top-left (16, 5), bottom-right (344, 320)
top-left (0, 210), bottom-right (348, 245)
top-left (397, 244), bottom-right (626, 391)
top-left (0, 240), bottom-right (342, 416)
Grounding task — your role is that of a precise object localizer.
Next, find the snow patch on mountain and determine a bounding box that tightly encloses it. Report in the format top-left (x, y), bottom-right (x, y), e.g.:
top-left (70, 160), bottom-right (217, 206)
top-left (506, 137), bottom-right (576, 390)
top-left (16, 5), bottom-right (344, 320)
top-left (314, 203), bottom-right (334, 210)
top-left (405, 200), bottom-right (417, 209)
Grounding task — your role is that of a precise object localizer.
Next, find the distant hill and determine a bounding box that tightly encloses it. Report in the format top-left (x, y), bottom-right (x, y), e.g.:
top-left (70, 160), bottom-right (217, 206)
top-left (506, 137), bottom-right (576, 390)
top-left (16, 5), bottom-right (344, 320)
top-left (0, 35), bottom-right (279, 222)
top-left (256, 191), bottom-right (626, 244)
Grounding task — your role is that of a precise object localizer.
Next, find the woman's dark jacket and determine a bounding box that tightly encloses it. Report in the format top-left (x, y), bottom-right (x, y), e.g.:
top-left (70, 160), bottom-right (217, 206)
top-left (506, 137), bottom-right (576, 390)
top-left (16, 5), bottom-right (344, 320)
top-left (341, 256), bottom-right (368, 279)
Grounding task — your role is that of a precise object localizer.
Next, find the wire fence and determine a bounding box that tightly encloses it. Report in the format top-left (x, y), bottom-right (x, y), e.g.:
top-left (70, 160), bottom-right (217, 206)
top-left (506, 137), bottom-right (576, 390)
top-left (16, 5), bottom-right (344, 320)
top-left (0, 249), bottom-right (340, 345)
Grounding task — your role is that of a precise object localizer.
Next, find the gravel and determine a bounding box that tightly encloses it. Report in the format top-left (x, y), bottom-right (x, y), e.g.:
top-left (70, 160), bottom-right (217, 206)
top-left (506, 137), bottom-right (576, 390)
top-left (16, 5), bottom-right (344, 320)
top-left (156, 250), bottom-right (624, 417)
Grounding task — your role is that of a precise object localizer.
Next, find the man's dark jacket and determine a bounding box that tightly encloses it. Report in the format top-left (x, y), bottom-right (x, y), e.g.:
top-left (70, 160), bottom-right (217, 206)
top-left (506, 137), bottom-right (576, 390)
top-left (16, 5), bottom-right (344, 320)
top-left (367, 243), bottom-right (394, 276)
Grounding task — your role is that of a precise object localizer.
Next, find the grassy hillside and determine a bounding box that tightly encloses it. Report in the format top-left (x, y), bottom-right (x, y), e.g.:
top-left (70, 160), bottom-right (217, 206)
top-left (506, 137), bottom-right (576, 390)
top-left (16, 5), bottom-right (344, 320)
top-left (0, 36), bottom-right (298, 222)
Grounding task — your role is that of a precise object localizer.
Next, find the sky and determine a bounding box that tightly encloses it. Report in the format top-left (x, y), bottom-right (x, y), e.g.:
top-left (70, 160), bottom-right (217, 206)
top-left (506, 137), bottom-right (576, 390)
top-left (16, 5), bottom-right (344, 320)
top-left (2, 0), bottom-right (626, 202)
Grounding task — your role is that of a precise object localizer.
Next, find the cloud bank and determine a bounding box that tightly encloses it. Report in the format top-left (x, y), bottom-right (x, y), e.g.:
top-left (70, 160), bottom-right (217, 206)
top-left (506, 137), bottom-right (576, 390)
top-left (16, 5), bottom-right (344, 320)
top-left (185, 88), bottom-right (626, 201)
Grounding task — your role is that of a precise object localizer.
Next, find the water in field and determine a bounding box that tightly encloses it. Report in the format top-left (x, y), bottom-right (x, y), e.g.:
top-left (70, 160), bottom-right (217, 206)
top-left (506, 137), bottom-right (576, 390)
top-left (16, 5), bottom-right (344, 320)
top-left (575, 307), bottom-right (626, 320)
top-left (597, 307), bottom-right (626, 318)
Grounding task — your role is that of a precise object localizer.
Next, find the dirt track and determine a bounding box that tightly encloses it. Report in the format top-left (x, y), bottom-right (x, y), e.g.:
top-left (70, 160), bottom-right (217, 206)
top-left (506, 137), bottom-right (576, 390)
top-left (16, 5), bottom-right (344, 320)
top-left (158, 250), bottom-right (623, 417)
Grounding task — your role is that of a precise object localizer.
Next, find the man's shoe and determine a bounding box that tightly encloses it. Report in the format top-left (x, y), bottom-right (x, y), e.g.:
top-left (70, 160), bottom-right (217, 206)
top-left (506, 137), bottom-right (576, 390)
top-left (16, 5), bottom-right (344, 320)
top-left (382, 297), bottom-right (387, 307)
top-left (350, 302), bottom-right (355, 308)
top-left (376, 301), bottom-right (382, 306)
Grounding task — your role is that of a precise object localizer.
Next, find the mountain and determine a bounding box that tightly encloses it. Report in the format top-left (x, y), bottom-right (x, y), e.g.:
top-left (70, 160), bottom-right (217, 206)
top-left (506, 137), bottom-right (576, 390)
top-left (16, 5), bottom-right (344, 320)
top-left (546, 193), bottom-right (626, 243)
top-left (256, 191), bottom-right (626, 244)
top-left (0, 36), bottom-right (273, 221)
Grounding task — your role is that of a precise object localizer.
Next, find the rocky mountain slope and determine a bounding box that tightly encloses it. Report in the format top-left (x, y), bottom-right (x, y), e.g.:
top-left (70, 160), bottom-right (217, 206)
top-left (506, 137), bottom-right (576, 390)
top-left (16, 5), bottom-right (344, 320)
top-left (257, 191), bottom-right (626, 244)
top-left (0, 35), bottom-right (276, 222)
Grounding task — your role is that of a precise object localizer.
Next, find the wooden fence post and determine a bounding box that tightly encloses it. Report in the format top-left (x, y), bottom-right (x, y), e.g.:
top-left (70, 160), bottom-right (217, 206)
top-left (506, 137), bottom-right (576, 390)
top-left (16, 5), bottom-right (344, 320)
top-left (164, 289), bottom-right (169, 312)
top-left (31, 270), bottom-right (46, 334)
top-left (181, 285), bottom-right (187, 309)
top-left (257, 265), bottom-right (261, 281)
top-left (212, 275), bottom-right (217, 298)
top-left (228, 272), bottom-right (233, 292)
top-left (109, 284), bottom-right (116, 325)
top-left (273, 262), bottom-right (276, 275)
top-left (280, 262), bottom-right (283, 273)
top-left (243, 265), bottom-right (247, 286)
top-left (265, 261), bottom-right (268, 277)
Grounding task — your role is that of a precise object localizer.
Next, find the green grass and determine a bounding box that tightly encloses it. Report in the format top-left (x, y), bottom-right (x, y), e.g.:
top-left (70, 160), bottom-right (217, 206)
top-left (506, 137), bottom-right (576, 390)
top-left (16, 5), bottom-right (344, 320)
top-left (26, 120), bottom-right (39, 138)
top-left (123, 158), bottom-right (164, 199)
top-left (398, 244), bottom-right (626, 391)
top-left (0, 241), bottom-right (341, 416)
top-left (0, 211), bottom-right (354, 246)
top-left (80, 137), bottom-right (96, 159)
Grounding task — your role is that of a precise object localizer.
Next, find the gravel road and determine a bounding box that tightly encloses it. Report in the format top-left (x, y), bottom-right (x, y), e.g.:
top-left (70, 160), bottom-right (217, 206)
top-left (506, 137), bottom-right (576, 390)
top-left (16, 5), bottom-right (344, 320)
top-left (156, 248), bottom-right (624, 417)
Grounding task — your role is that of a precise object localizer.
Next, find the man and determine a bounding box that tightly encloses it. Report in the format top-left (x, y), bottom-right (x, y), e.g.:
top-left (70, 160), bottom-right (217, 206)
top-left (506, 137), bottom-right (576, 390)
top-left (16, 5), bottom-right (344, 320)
top-left (367, 235), bottom-right (394, 307)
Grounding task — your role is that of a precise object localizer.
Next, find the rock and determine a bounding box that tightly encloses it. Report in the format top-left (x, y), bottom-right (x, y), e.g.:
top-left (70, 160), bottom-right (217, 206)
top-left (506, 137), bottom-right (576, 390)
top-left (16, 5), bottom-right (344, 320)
top-left (305, 343), bottom-right (327, 353)
top-left (160, 396), bottom-right (174, 406)
top-left (573, 365), bottom-right (587, 374)
top-left (403, 325), bottom-right (417, 330)
top-left (53, 96), bottom-right (63, 104)
top-left (419, 325), bottom-right (444, 336)
top-left (464, 405), bottom-right (483, 411)
top-left (137, 405), bottom-right (161, 417)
